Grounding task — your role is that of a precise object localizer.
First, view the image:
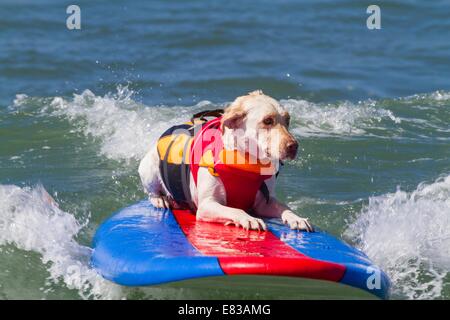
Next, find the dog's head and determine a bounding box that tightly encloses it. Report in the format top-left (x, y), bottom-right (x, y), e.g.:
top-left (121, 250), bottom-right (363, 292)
top-left (221, 90), bottom-right (298, 161)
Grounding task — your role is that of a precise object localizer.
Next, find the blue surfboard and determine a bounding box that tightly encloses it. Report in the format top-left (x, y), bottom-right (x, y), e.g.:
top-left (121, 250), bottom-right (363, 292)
top-left (91, 200), bottom-right (390, 299)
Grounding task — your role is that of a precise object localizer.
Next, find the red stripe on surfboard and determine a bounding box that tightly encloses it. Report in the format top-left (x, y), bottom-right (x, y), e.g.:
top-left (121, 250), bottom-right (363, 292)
top-left (172, 209), bottom-right (345, 282)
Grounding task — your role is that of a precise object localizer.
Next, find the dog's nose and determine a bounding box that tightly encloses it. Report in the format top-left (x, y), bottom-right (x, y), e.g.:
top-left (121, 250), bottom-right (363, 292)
top-left (286, 141), bottom-right (299, 158)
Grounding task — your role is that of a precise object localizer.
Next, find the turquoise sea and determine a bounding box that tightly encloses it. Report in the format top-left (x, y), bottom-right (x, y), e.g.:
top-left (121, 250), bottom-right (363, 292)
top-left (1, 0), bottom-right (449, 299)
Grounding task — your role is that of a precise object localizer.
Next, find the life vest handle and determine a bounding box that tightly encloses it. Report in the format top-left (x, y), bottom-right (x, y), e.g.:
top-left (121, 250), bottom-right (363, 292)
top-left (191, 109), bottom-right (224, 123)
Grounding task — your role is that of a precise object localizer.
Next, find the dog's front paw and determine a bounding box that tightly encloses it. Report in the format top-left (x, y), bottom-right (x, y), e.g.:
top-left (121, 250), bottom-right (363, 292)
top-left (150, 195), bottom-right (171, 209)
top-left (282, 211), bottom-right (314, 232)
top-left (225, 213), bottom-right (267, 231)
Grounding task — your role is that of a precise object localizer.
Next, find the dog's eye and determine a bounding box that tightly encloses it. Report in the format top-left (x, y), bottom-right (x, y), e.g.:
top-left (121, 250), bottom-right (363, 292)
top-left (263, 118), bottom-right (274, 126)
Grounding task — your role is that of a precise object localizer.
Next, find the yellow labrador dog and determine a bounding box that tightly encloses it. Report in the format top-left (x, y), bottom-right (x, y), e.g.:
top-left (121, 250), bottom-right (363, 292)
top-left (139, 90), bottom-right (313, 232)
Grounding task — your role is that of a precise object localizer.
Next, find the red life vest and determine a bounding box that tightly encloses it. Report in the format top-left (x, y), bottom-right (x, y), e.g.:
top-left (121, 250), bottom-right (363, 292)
top-left (190, 117), bottom-right (275, 211)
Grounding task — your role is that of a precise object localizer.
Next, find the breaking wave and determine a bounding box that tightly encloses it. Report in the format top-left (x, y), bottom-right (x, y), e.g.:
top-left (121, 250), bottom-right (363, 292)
top-left (0, 184), bottom-right (122, 299)
top-left (346, 175), bottom-right (450, 299)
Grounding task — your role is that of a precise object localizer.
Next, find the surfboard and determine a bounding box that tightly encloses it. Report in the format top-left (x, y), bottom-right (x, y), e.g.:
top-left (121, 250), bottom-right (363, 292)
top-left (91, 200), bottom-right (390, 299)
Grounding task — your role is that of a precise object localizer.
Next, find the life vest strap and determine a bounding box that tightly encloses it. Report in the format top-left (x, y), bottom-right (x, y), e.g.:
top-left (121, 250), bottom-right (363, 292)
top-left (259, 181), bottom-right (270, 204)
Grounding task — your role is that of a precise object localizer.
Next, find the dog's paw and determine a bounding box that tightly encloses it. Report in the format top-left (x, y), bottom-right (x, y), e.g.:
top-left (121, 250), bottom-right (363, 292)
top-left (225, 214), bottom-right (267, 231)
top-left (150, 195), bottom-right (170, 209)
top-left (282, 211), bottom-right (314, 232)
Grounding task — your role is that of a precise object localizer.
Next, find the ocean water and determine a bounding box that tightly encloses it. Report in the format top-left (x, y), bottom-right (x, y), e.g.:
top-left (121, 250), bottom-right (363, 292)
top-left (1, 0), bottom-right (450, 300)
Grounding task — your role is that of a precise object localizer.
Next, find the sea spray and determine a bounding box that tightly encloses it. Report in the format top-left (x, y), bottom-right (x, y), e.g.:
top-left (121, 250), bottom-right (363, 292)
top-left (346, 175), bottom-right (450, 299)
top-left (282, 99), bottom-right (401, 137)
top-left (46, 87), bottom-right (213, 162)
top-left (0, 184), bottom-right (122, 299)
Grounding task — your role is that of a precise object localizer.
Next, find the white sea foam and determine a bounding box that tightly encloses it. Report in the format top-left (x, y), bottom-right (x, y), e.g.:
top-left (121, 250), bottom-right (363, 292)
top-left (404, 90), bottom-right (450, 103)
top-left (345, 175), bottom-right (450, 299)
top-left (281, 99), bottom-right (401, 137)
top-left (45, 86), bottom-right (212, 162)
top-left (429, 91), bottom-right (450, 101)
top-left (12, 93), bottom-right (28, 106)
top-left (0, 184), bottom-right (122, 299)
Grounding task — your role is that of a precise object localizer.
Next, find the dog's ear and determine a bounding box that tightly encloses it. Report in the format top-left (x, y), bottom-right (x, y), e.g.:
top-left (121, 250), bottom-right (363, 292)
top-left (221, 106), bottom-right (246, 130)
